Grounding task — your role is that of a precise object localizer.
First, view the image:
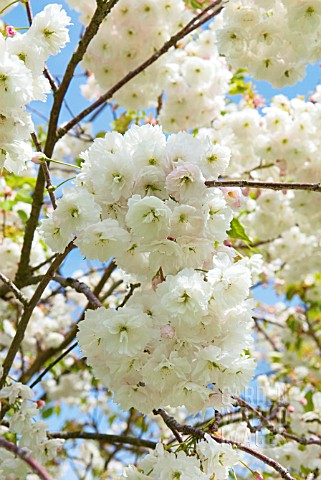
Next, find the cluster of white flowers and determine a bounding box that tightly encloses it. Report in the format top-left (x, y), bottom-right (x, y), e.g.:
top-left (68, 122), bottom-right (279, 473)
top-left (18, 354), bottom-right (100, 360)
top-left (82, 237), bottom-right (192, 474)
top-left (75, 0), bottom-right (191, 109)
top-left (67, 0), bottom-right (232, 132)
top-left (39, 124), bottom-right (255, 413)
top-left (197, 93), bottom-right (321, 288)
top-left (41, 124), bottom-right (233, 279)
top-left (78, 257), bottom-right (255, 413)
top-left (217, 0), bottom-right (321, 87)
top-left (122, 436), bottom-right (240, 480)
top-left (0, 379), bottom-right (63, 478)
top-left (0, 4), bottom-right (70, 173)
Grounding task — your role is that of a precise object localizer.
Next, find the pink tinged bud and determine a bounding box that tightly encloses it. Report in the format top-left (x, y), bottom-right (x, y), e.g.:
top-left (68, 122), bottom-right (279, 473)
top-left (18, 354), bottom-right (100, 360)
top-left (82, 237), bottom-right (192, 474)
top-left (221, 187), bottom-right (242, 208)
top-left (300, 398), bottom-right (308, 406)
top-left (4, 186), bottom-right (13, 196)
top-left (31, 152), bottom-right (46, 165)
top-left (36, 400), bottom-right (46, 409)
top-left (224, 240), bottom-right (232, 247)
top-left (152, 276), bottom-right (163, 291)
top-left (295, 306), bottom-right (305, 313)
top-left (287, 405), bottom-right (295, 413)
top-left (6, 26), bottom-right (16, 37)
top-left (253, 473), bottom-right (264, 480)
top-left (160, 325), bottom-right (175, 339)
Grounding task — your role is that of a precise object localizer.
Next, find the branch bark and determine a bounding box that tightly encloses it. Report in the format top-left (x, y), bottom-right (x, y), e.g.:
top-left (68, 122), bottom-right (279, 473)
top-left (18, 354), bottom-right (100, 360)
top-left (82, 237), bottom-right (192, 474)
top-left (49, 431), bottom-right (156, 450)
top-left (205, 179), bottom-right (321, 193)
top-left (0, 242), bottom-right (75, 390)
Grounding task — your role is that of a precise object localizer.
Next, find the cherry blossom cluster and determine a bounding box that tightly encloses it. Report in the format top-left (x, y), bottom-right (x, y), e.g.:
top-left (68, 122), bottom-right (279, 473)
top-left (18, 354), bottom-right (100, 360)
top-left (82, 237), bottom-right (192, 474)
top-left (217, 0), bottom-right (321, 87)
top-left (0, 4), bottom-right (70, 173)
top-left (40, 124), bottom-right (256, 413)
top-left (122, 437), bottom-right (240, 479)
top-left (67, 0), bottom-right (232, 132)
top-left (198, 94), bottom-right (321, 288)
top-left (78, 256), bottom-right (255, 413)
top-left (41, 124), bottom-right (232, 279)
top-left (0, 376), bottom-right (63, 478)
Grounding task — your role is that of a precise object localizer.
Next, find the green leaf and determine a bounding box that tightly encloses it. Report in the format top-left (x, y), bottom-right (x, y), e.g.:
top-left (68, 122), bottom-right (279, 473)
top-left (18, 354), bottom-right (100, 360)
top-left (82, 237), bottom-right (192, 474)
top-left (17, 209), bottom-right (28, 223)
top-left (227, 218), bottom-right (252, 243)
top-left (6, 174), bottom-right (36, 189)
top-left (304, 390), bottom-right (314, 412)
top-left (0, 199), bottom-right (14, 211)
top-left (15, 189), bottom-right (32, 204)
top-left (41, 407), bottom-right (54, 419)
top-left (112, 112), bottom-right (134, 134)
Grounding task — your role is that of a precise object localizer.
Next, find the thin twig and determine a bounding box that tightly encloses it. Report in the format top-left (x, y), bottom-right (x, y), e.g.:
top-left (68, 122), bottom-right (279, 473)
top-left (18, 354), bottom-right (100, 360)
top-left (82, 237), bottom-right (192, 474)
top-left (30, 132), bottom-right (57, 209)
top-left (46, 0), bottom-right (120, 156)
top-left (253, 317), bottom-right (280, 352)
top-left (53, 274), bottom-right (102, 308)
top-left (29, 342), bottom-right (78, 389)
top-left (205, 179), bottom-right (321, 193)
top-left (0, 273), bottom-right (28, 306)
top-left (153, 408), bottom-right (295, 480)
top-left (0, 437), bottom-right (53, 480)
top-left (20, 262), bottom-right (117, 383)
top-left (49, 431), bottom-right (156, 450)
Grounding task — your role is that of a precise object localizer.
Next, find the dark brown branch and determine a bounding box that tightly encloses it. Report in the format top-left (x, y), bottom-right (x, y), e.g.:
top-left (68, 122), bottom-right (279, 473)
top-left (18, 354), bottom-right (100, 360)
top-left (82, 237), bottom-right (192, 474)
top-left (205, 179), bottom-right (321, 193)
top-left (14, 168), bottom-right (46, 286)
top-left (253, 317), bottom-right (280, 352)
top-left (56, 1), bottom-right (224, 139)
top-left (53, 274), bottom-right (103, 308)
top-left (29, 342), bottom-right (78, 389)
top-left (0, 273), bottom-right (28, 306)
top-left (0, 437), bottom-right (52, 480)
top-left (21, 261), bottom-right (117, 383)
top-left (0, 242), bottom-right (75, 390)
top-left (30, 132), bottom-right (57, 210)
top-left (49, 431), bottom-right (156, 450)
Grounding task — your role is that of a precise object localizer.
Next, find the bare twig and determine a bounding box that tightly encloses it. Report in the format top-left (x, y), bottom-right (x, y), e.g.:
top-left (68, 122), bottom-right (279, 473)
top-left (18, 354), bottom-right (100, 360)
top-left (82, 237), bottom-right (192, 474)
top-left (0, 273), bottom-right (28, 306)
top-left (29, 342), bottom-right (78, 389)
top-left (30, 132), bottom-right (57, 209)
top-left (21, 262), bottom-right (117, 383)
top-left (53, 274), bottom-right (102, 309)
top-left (49, 431), bottom-right (156, 450)
top-left (205, 179), bottom-right (321, 193)
top-left (153, 408), bottom-right (295, 480)
top-left (46, 0), bottom-right (120, 157)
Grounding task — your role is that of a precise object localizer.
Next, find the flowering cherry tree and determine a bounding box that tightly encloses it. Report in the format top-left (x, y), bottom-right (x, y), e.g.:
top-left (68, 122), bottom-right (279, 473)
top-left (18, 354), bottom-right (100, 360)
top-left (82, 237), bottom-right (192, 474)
top-left (1, 0), bottom-right (321, 479)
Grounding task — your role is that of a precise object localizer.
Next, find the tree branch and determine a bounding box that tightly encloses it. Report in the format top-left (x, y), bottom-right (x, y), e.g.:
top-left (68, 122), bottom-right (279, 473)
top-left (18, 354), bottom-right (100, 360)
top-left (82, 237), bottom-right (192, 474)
top-left (153, 408), bottom-right (295, 480)
top-left (53, 274), bottom-right (102, 308)
top-left (49, 431), bottom-right (156, 450)
top-left (0, 437), bottom-right (52, 480)
top-left (0, 242), bottom-right (75, 390)
top-left (205, 179), bottom-right (321, 193)
top-left (0, 273), bottom-right (28, 306)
